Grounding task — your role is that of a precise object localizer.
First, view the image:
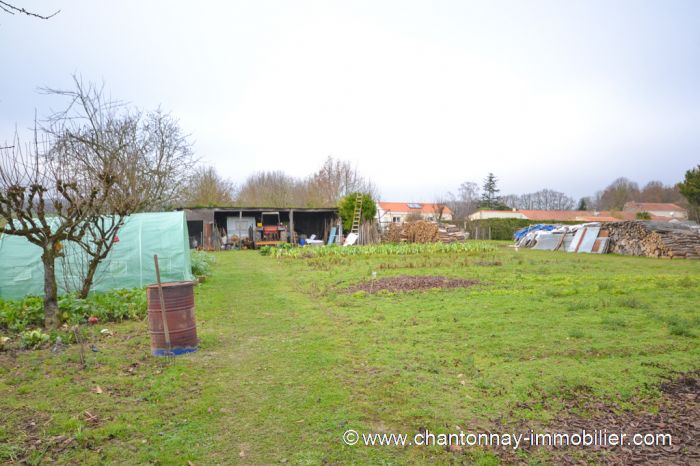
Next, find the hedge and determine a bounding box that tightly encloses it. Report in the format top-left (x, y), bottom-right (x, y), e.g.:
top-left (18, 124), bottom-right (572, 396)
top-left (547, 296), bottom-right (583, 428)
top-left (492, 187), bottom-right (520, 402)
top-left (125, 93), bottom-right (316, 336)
top-left (464, 218), bottom-right (583, 241)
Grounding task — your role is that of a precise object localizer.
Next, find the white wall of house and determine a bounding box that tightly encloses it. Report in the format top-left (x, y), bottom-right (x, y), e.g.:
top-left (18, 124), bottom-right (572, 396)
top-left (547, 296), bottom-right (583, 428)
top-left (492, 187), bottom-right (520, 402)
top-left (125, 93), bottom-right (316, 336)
top-left (647, 210), bottom-right (688, 219)
top-left (376, 204), bottom-right (453, 227)
top-left (468, 210), bottom-right (526, 220)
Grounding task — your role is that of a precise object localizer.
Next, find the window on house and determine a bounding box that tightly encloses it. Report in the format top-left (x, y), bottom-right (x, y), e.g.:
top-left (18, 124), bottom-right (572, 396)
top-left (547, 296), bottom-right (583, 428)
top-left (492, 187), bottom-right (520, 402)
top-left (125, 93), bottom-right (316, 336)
top-left (407, 203), bottom-right (422, 209)
top-left (392, 216), bottom-right (401, 223)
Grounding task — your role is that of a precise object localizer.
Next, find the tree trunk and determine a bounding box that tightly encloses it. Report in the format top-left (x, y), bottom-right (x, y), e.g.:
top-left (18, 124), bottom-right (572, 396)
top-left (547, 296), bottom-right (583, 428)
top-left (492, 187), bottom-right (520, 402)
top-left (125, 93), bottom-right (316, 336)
top-left (79, 256), bottom-right (100, 299)
top-left (41, 249), bottom-right (60, 329)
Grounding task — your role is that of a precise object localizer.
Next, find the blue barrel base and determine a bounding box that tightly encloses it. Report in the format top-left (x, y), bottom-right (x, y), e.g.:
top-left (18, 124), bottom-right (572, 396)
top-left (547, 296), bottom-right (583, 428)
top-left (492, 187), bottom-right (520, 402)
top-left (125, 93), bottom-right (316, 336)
top-left (152, 346), bottom-right (198, 357)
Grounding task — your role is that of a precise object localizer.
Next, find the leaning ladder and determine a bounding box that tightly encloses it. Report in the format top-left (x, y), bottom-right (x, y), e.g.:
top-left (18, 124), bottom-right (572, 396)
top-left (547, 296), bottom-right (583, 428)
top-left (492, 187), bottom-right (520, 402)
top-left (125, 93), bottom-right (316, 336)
top-left (350, 193), bottom-right (363, 235)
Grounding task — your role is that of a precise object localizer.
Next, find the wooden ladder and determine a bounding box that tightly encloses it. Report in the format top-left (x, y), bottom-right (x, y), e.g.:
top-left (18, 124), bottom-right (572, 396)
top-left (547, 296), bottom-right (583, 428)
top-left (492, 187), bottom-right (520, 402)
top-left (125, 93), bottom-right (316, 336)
top-left (350, 193), bottom-right (363, 235)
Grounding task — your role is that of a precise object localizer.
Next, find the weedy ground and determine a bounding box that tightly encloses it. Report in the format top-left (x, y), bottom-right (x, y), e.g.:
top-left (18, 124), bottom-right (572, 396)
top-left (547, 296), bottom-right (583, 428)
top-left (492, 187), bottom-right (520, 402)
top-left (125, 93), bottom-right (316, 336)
top-left (1, 245), bottom-right (699, 464)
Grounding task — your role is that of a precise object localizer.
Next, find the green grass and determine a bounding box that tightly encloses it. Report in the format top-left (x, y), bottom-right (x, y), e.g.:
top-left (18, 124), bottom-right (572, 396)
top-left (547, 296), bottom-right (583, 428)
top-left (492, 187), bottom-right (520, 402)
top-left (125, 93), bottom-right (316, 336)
top-left (1, 245), bottom-right (699, 464)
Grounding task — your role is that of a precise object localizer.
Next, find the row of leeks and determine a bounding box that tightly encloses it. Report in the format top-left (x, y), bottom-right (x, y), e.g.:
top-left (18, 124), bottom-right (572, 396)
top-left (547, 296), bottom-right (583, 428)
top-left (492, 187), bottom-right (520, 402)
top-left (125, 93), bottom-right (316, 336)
top-left (262, 241), bottom-right (497, 258)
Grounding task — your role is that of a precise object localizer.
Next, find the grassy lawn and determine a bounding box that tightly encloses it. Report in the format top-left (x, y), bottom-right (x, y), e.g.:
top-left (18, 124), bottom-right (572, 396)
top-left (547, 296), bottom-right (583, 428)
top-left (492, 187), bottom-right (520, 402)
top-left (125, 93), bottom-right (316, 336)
top-left (1, 244), bottom-right (699, 464)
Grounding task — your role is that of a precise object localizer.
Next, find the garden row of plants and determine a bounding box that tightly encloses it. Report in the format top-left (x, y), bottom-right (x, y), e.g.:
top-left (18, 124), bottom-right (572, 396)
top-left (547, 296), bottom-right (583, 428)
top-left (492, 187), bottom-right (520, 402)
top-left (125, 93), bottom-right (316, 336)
top-left (0, 288), bottom-right (148, 333)
top-left (260, 241), bottom-right (497, 258)
top-left (0, 288), bottom-right (147, 349)
top-left (0, 251), bottom-right (216, 349)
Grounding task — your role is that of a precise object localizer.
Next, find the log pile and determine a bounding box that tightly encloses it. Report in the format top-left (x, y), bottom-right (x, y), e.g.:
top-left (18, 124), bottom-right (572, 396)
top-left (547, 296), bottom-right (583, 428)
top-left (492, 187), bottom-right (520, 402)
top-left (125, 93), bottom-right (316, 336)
top-left (604, 221), bottom-right (700, 259)
top-left (404, 221), bottom-right (439, 243)
top-left (382, 221), bottom-right (467, 244)
top-left (438, 223), bottom-right (468, 243)
top-left (383, 222), bottom-right (403, 243)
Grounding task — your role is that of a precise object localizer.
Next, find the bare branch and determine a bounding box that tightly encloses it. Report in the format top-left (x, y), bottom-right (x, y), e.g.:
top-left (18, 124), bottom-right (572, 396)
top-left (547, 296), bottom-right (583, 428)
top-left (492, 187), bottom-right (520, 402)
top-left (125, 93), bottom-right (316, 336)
top-left (0, 1), bottom-right (60, 19)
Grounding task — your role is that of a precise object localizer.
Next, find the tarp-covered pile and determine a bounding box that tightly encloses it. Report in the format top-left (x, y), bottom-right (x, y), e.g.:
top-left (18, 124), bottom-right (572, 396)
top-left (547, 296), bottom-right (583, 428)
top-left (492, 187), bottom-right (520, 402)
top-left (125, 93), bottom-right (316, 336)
top-left (514, 220), bottom-right (700, 259)
top-left (0, 211), bottom-right (194, 300)
top-left (515, 223), bottom-right (609, 254)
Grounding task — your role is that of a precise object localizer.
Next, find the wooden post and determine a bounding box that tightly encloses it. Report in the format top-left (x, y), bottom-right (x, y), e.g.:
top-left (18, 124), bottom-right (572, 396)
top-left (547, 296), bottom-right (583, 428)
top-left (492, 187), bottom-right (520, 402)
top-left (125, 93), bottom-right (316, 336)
top-left (154, 255), bottom-right (172, 357)
top-left (289, 209), bottom-right (294, 244)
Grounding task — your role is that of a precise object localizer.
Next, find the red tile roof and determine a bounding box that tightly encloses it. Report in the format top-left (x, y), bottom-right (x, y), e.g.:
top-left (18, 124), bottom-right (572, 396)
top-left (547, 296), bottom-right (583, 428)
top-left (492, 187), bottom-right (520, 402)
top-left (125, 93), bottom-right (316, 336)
top-left (477, 209), bottom-right (675, 222)
top-left (378, 201), bottom-right (453, 215)
top-left (623, 202), bottom-right (686, 212)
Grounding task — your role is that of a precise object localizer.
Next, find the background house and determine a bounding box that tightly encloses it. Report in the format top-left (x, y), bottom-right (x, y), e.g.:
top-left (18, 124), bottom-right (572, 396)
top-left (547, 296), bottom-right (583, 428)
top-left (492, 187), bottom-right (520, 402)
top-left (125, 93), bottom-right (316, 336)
top-left (468, 208), bottom-right (687, 222)
top-left (377, 201), bottom-right (453, 227)
top-left (623, 202), bottom-right (688, 220)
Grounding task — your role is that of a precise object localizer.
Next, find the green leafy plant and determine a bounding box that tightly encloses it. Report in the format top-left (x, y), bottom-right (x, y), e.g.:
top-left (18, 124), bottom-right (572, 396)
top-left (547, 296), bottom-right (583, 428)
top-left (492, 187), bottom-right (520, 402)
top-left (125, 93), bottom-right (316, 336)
top-left (0, 296), bottom-right (43, 332)
top-left (0, 289), bottom-right (147, 332)
top-left (191, 250), bottom-right (215, 276)
top-left (19, 330), bottom-right (50, 349)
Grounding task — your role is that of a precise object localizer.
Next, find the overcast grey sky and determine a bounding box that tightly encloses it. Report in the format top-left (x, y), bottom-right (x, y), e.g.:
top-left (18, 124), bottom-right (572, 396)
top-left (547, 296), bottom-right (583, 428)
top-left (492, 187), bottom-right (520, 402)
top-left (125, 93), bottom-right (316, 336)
top-left (1, 0), bottom-right (699, 201)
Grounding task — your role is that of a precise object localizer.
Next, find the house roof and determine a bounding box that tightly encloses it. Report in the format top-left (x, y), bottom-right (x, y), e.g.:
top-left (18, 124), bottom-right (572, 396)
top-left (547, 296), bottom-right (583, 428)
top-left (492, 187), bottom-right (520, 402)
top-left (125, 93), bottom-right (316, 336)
top-left (474, 209), bottom-right (676, 222)
top-left (623, 202), bottom-right (686, 212)
top-left (378, 201), bottom-right (453, 215)
top-left (518, 210), bottom-right (611, 221)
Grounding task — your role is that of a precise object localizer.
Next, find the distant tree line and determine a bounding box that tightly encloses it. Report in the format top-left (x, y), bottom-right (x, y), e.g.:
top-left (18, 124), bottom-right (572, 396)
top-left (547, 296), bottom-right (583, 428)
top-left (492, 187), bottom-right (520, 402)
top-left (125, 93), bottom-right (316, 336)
top-left (444, 173), bottom-right (692, 221)
top-left (178, 156), bottom-right (377, 208)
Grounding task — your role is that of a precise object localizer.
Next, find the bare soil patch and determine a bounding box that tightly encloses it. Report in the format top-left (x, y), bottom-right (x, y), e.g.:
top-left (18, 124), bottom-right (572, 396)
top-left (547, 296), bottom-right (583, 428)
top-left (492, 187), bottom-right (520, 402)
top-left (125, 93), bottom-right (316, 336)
top-left (497, 371), bottom-right (700, 465)
top-left (347, 275), bottom-right (479, 294)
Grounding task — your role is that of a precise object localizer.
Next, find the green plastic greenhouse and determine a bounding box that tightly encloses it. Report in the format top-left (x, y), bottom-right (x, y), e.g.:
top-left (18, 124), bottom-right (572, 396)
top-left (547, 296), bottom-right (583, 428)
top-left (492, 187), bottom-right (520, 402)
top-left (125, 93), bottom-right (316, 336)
top-left (0, 211), bottom-right (193, 300)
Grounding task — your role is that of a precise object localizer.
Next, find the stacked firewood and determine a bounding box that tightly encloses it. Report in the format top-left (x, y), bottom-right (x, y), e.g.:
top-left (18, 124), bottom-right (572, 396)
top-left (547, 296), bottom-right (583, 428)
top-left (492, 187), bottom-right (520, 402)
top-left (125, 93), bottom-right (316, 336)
top-left (404, 221), bottom-right (439, 243)
top-left (438, 223), bottom-right (468, 243)
top-left (382, 221), bottom-right (467, 244)
top-left (383, 223), bottom-right (404, 243)
top-left (604, 221), bottom-right (700, 259)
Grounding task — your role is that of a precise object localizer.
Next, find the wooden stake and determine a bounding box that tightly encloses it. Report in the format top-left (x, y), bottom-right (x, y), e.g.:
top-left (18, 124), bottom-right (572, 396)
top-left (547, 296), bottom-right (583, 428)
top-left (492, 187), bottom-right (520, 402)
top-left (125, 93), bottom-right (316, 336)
top-left (154, 255), bottom-right (172, 358)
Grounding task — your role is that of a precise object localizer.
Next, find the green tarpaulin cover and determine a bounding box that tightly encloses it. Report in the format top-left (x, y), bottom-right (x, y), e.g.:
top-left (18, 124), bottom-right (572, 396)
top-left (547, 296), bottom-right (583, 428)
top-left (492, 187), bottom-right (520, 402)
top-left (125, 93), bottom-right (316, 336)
top-left (0, 211), bottom-right (193, 300)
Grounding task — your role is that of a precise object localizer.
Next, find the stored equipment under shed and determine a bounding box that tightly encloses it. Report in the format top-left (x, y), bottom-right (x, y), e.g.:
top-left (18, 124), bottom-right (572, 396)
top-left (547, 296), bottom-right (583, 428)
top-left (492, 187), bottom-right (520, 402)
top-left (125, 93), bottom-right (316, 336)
top-left (181, 207), bottom-right (340, 250)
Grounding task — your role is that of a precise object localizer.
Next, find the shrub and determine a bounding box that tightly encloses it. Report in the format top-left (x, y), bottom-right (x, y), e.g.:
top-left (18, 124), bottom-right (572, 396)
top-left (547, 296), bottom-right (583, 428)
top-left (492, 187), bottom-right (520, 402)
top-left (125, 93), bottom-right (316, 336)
top-left (338, 192), bottom-right (376, 232)
top-left (191, 250), bottom-right (215, 277)
top-left (465, 218), bottom-right (582, 240)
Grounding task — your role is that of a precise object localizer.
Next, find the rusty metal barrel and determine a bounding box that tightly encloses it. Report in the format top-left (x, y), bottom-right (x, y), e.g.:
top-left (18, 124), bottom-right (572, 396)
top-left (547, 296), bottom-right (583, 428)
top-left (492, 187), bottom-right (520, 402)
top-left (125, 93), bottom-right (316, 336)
top-left (147, 281), bottom-right (198, 356)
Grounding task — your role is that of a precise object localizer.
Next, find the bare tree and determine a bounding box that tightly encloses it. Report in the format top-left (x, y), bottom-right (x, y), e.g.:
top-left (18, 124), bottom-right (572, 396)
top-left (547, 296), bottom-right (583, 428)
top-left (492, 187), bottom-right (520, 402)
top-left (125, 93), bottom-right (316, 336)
top-left (598, 177), bottom-right (640, 210)
top-left (306, 156), bottom-right (377, 206)
top-left (43, 77), bottom-right (196, 298)
top-left (180, 165), bottom-right (236, 207)
top-left (237, 170), bottom-right (303, 207)
top-left (502, 189), bottom-right (575, 210)
top-left (0, 131), bottom-right (114, 327)
top-left (140, 109), bottom-right (197, 209)
top-left (638, 181), bottom-right (684, 204)
top-left (0, 1), bottom-right (59, 19)
top-left (432, 197), bottom-right (448, 222)
top-left (446, 181), bottom-right (480, 220)
top-left (235, 158), bottom-right (377, 208)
